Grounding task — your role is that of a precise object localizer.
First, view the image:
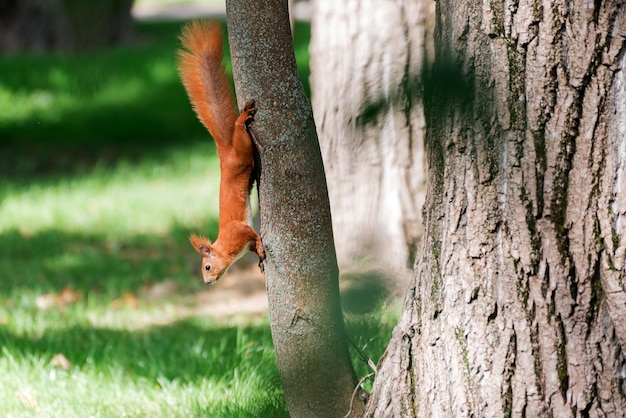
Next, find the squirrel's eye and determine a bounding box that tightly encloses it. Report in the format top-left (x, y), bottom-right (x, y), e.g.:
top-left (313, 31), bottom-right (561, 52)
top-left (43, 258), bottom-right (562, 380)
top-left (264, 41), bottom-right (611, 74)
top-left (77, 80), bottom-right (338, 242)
top-left (205, 264), bottom-right (211, 271)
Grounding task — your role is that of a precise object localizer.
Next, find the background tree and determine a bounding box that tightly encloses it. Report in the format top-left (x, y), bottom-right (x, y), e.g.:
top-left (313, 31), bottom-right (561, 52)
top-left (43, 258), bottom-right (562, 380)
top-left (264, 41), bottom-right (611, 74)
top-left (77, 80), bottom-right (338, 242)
top-left (0, 0), bottom-right (134, 52)
top-left (365, 0), bottom-right (626, 416)
top-left (225, 0), bottom-right (361, 416)
top-left (310, 0), bottom-right (434, 282)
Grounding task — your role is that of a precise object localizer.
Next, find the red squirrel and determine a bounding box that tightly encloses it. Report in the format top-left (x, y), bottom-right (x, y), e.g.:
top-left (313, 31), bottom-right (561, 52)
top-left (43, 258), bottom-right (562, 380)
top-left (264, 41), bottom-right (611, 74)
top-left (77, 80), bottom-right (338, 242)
top-left (178, 20), bottom-right (264, 283)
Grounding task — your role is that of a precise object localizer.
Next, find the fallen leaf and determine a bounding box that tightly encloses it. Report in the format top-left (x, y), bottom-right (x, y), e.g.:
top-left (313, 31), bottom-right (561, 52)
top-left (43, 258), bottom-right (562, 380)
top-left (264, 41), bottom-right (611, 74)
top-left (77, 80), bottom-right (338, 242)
top-left (35, 287), bottom-right (82, 311)
top-left (50, 353), bottom-right (71, 370)
top-left (16, 389), bottom-right (39, 411)
top-left (58, 287), bottom-right (82, 306)
top-left (110, 292), bottom-right (139, 309)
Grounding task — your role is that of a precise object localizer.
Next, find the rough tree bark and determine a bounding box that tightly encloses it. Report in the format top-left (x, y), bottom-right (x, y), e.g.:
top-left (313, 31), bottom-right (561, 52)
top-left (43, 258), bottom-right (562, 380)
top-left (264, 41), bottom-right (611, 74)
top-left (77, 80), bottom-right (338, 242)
top-left (225, 1), bottom-right (361, 416)
top-left (310, 0), bottom-right (434, 280)
top-left (365, 0), bottom-right (626, 416)
top-left (0, 0), bottom-right (134, 52)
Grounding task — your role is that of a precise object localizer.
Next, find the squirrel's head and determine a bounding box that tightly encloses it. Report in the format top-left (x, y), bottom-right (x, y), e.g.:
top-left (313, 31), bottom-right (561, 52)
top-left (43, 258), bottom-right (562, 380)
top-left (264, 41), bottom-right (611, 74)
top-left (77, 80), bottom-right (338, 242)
top-left (189, 234), bottom-right (229, 283)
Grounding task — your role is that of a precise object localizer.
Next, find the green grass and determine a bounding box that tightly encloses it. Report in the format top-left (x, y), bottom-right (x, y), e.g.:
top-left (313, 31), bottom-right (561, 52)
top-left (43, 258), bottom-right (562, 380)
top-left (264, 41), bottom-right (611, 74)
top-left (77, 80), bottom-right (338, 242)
top-left (1, 315), bottom-right (286, 417)
top-left (0, 18), bottom-right (311, 178)
top-left (0, 16), bottom-right (396, 417)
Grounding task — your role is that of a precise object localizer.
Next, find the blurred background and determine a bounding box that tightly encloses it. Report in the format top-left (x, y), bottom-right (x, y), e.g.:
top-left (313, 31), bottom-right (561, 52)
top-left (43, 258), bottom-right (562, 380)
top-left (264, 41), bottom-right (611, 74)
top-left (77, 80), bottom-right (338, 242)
top-left (1, 1), bottom-right (397, 416)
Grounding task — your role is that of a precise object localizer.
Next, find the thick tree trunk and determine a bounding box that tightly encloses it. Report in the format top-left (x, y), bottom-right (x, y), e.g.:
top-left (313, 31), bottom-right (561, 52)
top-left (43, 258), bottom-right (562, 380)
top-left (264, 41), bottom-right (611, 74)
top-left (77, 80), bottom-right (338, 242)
top-left (310, 0), bottom-right (433, 280)
top-left (225, 1), bottom-right (361, 416)
top-left (0, 0), bottom-right (134, 53)
top-left (366, 0), bottom-right (626, 416)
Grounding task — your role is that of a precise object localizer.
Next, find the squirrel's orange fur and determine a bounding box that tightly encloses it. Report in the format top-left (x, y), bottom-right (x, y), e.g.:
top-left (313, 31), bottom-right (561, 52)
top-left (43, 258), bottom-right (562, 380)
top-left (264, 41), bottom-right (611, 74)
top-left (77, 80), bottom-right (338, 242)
top-left (179, 20), bottom-right (263, 283)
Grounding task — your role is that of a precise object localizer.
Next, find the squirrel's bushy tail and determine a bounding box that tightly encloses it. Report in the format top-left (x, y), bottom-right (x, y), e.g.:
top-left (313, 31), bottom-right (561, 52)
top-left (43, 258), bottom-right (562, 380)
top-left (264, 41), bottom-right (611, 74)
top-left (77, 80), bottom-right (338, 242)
top-left (178, 21), bottom-right (237, 145)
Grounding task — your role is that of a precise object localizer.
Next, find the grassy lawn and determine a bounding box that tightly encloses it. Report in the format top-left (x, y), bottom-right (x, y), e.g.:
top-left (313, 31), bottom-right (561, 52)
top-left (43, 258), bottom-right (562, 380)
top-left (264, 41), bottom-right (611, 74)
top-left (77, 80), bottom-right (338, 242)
top-left (0, 15), bottom-right (397, 418)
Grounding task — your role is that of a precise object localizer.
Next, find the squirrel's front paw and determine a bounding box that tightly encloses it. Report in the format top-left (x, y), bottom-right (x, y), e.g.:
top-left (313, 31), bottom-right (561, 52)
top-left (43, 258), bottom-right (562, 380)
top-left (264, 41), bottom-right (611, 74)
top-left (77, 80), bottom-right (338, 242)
top-left (236, 99), bottom-right (256, 129)
top-left (243, 99), bottom-right (256, 118)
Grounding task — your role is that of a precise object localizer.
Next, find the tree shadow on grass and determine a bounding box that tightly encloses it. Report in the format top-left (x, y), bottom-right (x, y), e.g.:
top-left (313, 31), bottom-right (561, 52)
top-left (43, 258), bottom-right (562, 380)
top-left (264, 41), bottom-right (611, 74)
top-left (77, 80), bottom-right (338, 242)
top-left (0, 226), bottom-right (208, 296)
top-left (0, 19), bottom-right (312, 181)
top-left (0, 316), bottom-right (288, 416)
top-left (0, 226), bottom-right (393, 416)
top-left (0, 20), bottom-right (207, 176)
top-left (339, 270), bottom-right (402, 382)
top-left (2, 318), bottom-right (264, 382)
top-left (0, 224), bottom-right (287, 415)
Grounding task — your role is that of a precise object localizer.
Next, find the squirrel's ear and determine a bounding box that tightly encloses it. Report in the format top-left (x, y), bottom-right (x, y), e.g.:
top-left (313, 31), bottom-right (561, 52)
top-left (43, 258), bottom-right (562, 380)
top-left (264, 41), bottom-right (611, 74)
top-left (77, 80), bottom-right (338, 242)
top-left (189, 234), bottom-right (212, 257)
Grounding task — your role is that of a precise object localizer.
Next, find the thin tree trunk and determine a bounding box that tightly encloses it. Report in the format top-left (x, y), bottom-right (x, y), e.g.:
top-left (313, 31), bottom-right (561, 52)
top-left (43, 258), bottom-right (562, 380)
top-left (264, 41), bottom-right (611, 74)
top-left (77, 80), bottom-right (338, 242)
top-left (310, 0), bottom-right (433, 280)
top-left (366, 0), bottom-right (626, 416)
top-left (225, 1), bottom-right (361, 416)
